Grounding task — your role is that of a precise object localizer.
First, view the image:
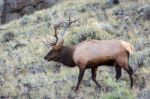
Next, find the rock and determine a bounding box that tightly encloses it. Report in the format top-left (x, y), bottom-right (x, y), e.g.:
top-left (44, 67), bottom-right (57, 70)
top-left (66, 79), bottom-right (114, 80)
top-left (94, 22), bottom-right (114, 34)
top-left (113, 9), bottom-right (124, 16)
top-left (103, 85), bottom-right (114, 92)
top-left (14, 43), bottom-right (26, 49)
top-left (5, 0), bottom-right (27, 13)
top-left (0, 0), bottom-right (3, 10)
top-left (137, 89), bottom-right (150, 99)
top-left (21, 6), bottom-right (36, 15)
top-left (1, 0), bottom-right (59, 24)
top-left (13, 68), bottom-right (21, 77)
top-left (2, 32), bottom-right (15, 42)
top-left (64, 8), bottom-right (78, 16)
top-left (142, 6), bottom-right (150, 20)
top-left (68, 91), bottom-right (77, 99)
top-left (44, 0), bottom-right (59, 6)
top-left (23, 83), bottom-right (33, 92)
top-left (44, 96), bottom-right (51, 99)
top-left (0, 74), bottom-right (4, 86)
top-left (113, 0), bottom-right (119, 5)
top-left (82, 80), bottom-right (91, 87)
top-left (106, 0), bottom-right (119, 8)
top-left (52, 64), bottom-right (61, 74)
top-left (138, 4), bottom-right (150, 20)
top-left (19, 15), bottom-right (30, 26)
top-left (36, 2), bottom-right (49, 10)
top-left (134, 41), bottom-right (150, 51)
top-left (28, 65), bottom-right (46, 74)
top-left (5, 12), bottom-right (20, 23)
top-left (0, 96), bottom-right (9, 99)
top-left (30, 0), bottom-right (43, 6)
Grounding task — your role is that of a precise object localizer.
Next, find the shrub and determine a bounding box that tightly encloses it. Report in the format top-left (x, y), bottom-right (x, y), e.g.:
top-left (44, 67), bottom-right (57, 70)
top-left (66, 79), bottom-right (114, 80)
top-left (19, 15), bottom-right (30, 26)
top-left (2, 32), bottom-right (15, 42)
top-left (137, 89), bottom-right (150, 99)
top-left (138, 5), bottom-right (150, 20)
top-left (130, 48), bottom-right (150, 69)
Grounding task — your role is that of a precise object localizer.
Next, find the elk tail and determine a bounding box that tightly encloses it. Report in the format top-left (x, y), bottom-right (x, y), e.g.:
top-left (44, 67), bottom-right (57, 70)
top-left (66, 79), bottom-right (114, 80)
top-left (120, 40), bottom-right (134, 56)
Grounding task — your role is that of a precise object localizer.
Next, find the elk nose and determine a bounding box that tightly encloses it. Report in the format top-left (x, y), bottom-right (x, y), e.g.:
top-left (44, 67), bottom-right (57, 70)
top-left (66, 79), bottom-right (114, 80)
top-left (44, 56), bottom-right (47, 60)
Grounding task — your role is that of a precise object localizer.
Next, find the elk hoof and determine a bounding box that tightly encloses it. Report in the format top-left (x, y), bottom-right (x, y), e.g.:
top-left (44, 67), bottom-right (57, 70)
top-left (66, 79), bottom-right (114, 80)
top-left (95, 87), bottom-right (101, 93)
top-left (71, 86), bottom-right (79, 91)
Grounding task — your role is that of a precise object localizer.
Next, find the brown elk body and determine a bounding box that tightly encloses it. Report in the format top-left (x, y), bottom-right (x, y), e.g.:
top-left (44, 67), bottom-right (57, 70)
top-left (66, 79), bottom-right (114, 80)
top-left (44, 18), bottom-right (134, 91)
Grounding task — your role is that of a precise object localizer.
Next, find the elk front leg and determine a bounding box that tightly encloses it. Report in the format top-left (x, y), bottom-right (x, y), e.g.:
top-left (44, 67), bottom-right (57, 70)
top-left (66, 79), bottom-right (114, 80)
top-left (75, 68), bottom-right (85, 91)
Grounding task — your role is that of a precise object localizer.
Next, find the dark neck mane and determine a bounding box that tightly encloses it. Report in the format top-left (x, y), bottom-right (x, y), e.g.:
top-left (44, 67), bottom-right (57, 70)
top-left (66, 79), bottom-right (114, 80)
top-left (58, 45), bottom-right (76, 67)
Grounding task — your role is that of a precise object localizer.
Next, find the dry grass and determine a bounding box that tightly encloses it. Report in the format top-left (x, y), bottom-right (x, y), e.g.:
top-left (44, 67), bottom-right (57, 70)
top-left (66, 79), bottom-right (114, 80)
top-left (0, 0), bottom-right (150, 98)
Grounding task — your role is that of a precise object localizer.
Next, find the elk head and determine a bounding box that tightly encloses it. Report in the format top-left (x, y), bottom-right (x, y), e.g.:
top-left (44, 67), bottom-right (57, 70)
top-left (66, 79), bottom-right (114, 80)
top-left (44, 17), bottom-right (79, 62)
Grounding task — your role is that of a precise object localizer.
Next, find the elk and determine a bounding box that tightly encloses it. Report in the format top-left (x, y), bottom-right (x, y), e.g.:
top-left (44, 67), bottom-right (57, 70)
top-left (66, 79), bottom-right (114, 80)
top-left (44, 17), bottom-right (134, 91)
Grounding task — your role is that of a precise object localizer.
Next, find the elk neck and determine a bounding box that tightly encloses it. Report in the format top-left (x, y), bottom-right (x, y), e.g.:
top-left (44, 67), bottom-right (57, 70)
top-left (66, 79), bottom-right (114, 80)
top-left (58, 45), bottom-right (77, 67)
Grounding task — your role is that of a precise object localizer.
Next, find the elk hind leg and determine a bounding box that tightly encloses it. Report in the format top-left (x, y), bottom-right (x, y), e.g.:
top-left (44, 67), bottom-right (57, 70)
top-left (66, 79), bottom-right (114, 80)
top-left (91, 67), bottom-right (101, 88)
top-left (121, 65), bottom-right (133, 89)
top-left (116, 56), bottom-right (133, 89)
top-left (126, 65), bottom-right (133, 89)
top-left (115, 65), bottom-right (122, 81)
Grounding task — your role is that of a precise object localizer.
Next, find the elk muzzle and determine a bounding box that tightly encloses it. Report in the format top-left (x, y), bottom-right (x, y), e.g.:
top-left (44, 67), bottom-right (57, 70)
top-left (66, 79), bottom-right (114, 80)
top-left (44, 55), bottom-right (49, 61)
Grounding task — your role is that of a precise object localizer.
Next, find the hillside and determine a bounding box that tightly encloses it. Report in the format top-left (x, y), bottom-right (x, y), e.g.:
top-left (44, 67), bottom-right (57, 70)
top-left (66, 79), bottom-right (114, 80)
top-left (0, 0), bottom-right (150, 99)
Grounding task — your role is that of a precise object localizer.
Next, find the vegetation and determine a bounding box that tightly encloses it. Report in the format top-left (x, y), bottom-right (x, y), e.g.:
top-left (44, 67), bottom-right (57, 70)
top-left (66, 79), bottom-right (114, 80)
top-left (0, 0), bottom-right (150, 98)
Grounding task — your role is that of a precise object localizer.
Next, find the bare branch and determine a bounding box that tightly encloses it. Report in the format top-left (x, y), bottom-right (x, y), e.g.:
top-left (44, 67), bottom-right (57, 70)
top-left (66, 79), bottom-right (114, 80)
top-left (68, 19), bottom-right (79, 27)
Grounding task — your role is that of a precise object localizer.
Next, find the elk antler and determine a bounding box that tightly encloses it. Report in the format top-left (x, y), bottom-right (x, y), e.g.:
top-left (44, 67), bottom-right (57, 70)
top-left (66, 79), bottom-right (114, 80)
top-left (59, 16), bottom-right (79, 37)
top-left (51, 16), bottom-right (79, 49)
top-left (51, 23), bottom-right (64, 46)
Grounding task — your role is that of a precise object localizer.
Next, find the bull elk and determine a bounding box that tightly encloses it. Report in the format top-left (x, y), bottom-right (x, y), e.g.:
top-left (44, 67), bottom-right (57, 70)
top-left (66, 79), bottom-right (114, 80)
top-left (44, 17), bottom-right (134, 91)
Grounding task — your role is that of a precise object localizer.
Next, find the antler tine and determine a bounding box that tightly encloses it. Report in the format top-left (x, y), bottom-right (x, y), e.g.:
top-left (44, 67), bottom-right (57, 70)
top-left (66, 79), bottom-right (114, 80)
top-left (59, 16), bottom-right (79, 37)
top-left (50, 16), bottom-right (79, 47)
top-left (52, 22), bottom-right (64, 45)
